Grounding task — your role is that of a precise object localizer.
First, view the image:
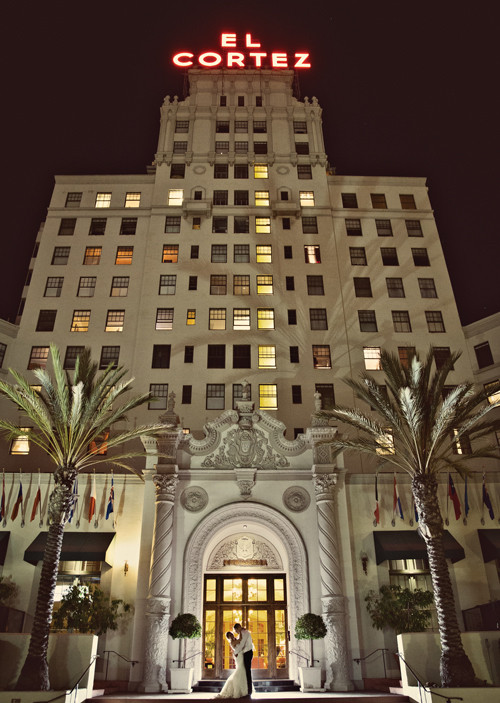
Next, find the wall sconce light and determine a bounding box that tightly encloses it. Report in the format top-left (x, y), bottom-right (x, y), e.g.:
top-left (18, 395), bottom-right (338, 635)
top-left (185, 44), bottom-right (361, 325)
top-left (361, 552), bottom-right (368, 575)
top-left (124, 560), bottom-right (129, 576)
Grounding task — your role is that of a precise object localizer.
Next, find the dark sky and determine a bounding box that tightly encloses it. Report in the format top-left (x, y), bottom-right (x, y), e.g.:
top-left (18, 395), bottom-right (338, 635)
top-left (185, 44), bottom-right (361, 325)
top-left (1, 1), bottom-right (498, 325)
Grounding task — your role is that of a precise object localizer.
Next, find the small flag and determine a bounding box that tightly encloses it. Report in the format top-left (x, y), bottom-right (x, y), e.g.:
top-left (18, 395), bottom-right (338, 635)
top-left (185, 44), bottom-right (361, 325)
top-left (88, 473), bottom-right (96, 522)
top-left (30, 473), bottom-right (41, 522)
top-left (393, 474), bottom-right (404, 520)
top-left (448, 474), bottom-right (461, 521)
top-left (373, 474), bottom-right (380, 525)
top-left (464, 476), bottom-right (470, 517)
top-left (69, 477), bottom-right (78, 523)
top-left (11, 477), bottom-right (23, 521)
top-left (106, 476), bottom-right (114, 521)
top-left (483, 474), bottom-right (495, 520)
top-left (0, 472), bottom-right (5, 522)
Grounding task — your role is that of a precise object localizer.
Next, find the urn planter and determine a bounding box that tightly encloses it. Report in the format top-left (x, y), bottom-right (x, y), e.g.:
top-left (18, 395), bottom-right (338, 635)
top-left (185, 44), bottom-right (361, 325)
top-left (169, 667), bottom-right (194, 693)
top-left (298, 665), bottom-right (324, 692)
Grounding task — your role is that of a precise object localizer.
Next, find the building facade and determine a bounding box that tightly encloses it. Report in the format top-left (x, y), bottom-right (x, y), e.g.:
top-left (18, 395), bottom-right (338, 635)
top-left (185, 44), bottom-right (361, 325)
top-left (0, 68), bottom-right (499, 691)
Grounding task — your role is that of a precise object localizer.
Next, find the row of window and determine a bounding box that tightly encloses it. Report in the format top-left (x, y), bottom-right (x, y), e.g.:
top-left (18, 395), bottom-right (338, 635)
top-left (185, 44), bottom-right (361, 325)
top-left (351, 247), bottom-right (430, 268)
top-left (342, 193), bottom-right (417, 210)
top-left (346, 219), bottom-right (422, 237)
top-left (352, 272), bottom-right (435, 298)
top-left (58, 217), bottom-right (138, 236)
top-left (214, 119), bottom-right (268, 133)
top-left (169, 189), bottom-right (316, 207)
top-left (66, 192), bottom-right (140, 209)
top-left (217, 95), bottom-right (267, 109)
top-left (356, 309), bottom-right (445, 333)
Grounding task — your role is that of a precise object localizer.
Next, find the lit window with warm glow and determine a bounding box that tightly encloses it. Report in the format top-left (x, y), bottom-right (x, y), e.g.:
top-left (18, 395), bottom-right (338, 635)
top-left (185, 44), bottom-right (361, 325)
top-left (10, 428), bottom-right (30, 455)
top-left (485, 381), bottom-right (500, 405)
top-left (248, 578), bottom-right (267, 601)
top-left (254, 164), bottom-right (268, 179)
top-left (115, 247), bottom-right (133, 265)
top-left (257, 308), bottom-right (275, 330)
top-left (105, 310), bottom-right (125, 332)
top-left (95, 193), bottom-right (111, 208)
top-left (364, 347), bottom-right (382, 370)
top-left (313, 345), bottom-right (331, 369)
top-left (257, 275), bottom-right (273, 294)
top-left (70, 310), bottom-right (90, 333)
top-left (304, 245), bottom-right (321, 263)
top-left (233, 308), bottom-right (250, 330)
top-left (376, 429), bottom-right (395, 455)
top-left (300, 191), bottom-right (315, 207)
top-left (125, 192), bottom-right (141, 208)
top-left (256, 217), bottom-right (271, 234)
top-left (259, 384), bottom-right (278, 410)
top-left (255, 191), bottom-right (269, 206)
top-left (256, 245), bottom-right (272, 263)
top-left (162, 245), bottom-right (179, 263)
top-left (186, 309), bottom-right (196, 325)
top-left (168, 189), bottom-right (184, 206)
top-left (258, 345), bottom-right (276, 369)
top-left (209, 308), bottom-right (226, 330)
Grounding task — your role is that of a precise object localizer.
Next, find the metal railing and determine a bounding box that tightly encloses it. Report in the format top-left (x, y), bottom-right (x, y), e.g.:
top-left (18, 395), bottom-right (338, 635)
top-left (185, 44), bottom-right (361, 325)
top-left (353, 647), bottom-right (389, 678)
top-left (33, 653), bottom-right (99, 703)
top-left (289, 649), bottom-right (318, 668)
top-left (172, 650), bottom-right (204, 668)
top-left (102, 650), bottom-right (139, 681)
top-left (393, 651), bottom-right (463, 703)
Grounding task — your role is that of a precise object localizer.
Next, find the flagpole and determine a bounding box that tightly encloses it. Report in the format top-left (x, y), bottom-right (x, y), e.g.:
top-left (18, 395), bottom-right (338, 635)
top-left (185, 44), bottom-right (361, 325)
top-left (1, 469), bottom-right (6, 527)
top-left (445, 472), bottom-right (450, 526)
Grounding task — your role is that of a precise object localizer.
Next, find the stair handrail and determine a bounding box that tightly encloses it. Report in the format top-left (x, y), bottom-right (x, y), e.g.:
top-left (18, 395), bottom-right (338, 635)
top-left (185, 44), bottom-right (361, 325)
top-left (289, 649), bottom-right (318, 668)
top-left (33, 653), bottom-right (99, 703)
top-left (392, 651), bottom-right (463, 703)
top-left (102, 649), bottom-right (139, 681)
top-left (353, 647), bottom-right (389, 678)
top-left (172, 650), bottom-right (204, 666)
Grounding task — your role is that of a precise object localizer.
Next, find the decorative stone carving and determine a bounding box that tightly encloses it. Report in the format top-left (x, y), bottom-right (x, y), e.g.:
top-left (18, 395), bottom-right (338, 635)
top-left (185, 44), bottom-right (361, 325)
top-left (142, 595), bottom-right (171, 692)
top-left (207, 533), bottom-right (282, 570)
top-left (234, 468), bottom-right (256, 497)
top-left (180, 486), bottom-right (208, 512)
top-left (306, 426), bottom-right (338, 461)
top-left (283, 486), bottom-right (311, 512)
top-left (201, 425), bottom-right (290, 469)
top-left (322, 595), bottom-right (353, 691)
top-left (312, 473), bottom-right (337, 500)
top-left (154, 474), bottom-right (179, 502)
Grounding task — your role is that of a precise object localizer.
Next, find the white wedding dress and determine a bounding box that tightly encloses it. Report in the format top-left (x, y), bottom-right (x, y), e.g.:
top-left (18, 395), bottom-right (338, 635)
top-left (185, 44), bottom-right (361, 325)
top-left (214, 652), bottom-right (250, 699)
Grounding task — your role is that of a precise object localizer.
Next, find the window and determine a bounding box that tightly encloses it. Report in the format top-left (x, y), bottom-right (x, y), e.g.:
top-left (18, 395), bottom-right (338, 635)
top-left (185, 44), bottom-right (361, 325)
top-left (234, 244), bottom-right (250, 262)
top-left (165, 216), bottom-right (181, 233)
top-left (313, 345), bottom-right (331, 369)
top-left (293, 121), bottom-right (307, 134)
top-left (168, 189), bottom-right (183, 206)
top-left (412, 248), bottom-right (430, 266)
top-left (234, 190), bottom-right (249, 206)
top-left (235, 164), bottom-right (248, 179)
top-left (70, 310), bottom-right (90, 333)
top-left (284, 245), bottom-right (293, 259)
top-left (184, 346), bottom-right (194, 363)
top-left (174, 141), bottom-right (188, 153)
top-left (207, 383), bottom-right (225, 409)
top-left (28, 346), bottom-right (49, 370)
top-left (192, 217), bottom-right (201, 230)
top-left (188, 276), bottom-right (197, 291)
top-left (10, 428), bottom-right (30, 455)
top-left (120, 217), bottom-right (137, 235)
top-left (307, 275), bottom-right (324, 295)
top-left (255, 191), bottom-right (269, 207)
top-left (186, 309), bottom-right (196, 325)
top-left (175, 120), bottom-right (189, 132)
top-left (214, 164), bottom-right (229, 179)
top-left (256, 245), bottom-right (272, 263)
top-left (65, 192), bottom-right (82, 208)
top-left (191, 245), bottom-right (199, 259)
top-left (290, 346), bottom-right (299, 363)
top-left (211, 244), bottom-right (227, 263)
top-left (406, 220), bottom-right (423, 237)
top-left (354, 277), bottom-right (372, 297)
top-left (297, 165), bottom-right (312, 179)
top-left (233, 345), bottom-right (251, 369)
top-left (452, 428), bottom-right (471, 455)
top-left (254, 164), bottom-right (268, 179)
top-left (309, 308), bottom-right (327, 330)
top-left (235, 120), bottom-right (248, 132)
top-left (233, 308), bottom-right (250, 330)
top-left (107, 276), bottom-right (128, 297)
top-left (257, 275), bottom-right (273, 294)
top-left (207, 345), bottom-right (225, 369)
top-left (346, 218), bottom-right (362, 236)
top-left (181, 385), bottom-right (192, 404)
top-left (213, 191), bottom-right (229, 208)
top-left (234, 216), bottom-right (250, 233)
top-left (418, 278), bottom-right (437, 298)
top-left (254, 142), bottom-right (268, 154)
top-left (52, 247), bottom-right (70, 265)
top-left (149, 383), bottom-right (168, 410)
top-left (256, 217), bottom-right (271, 234)
top-left (159, 274), bottom-right (176, 295)
top-left (219, 95), bottom-right (227, 106)
top-left (209, 308), bottom-right (226, 330)
top-left (235, 140), bottom-right (249, 152)
top-left (115, 246), bottom-right (133, 265)
top-left (253, 120), bottom-right (267, 133)
top-left (381, 247), bottom-right (399, 265)
top-left (376, 219), bottom-right (393, 237)
top-left (95, 193), bottom-right (111, 208)
top-left (400, 194), bottom-right (416, 209)
top-left (125, 192), bottom-right (141, 208)
top-left (257, 308), bottom-right (275, 329)
top-left (63, 346), bottom-right (84, 370)
top-left (341, 193), bottom-right (358, 208)
top-left (392, 310), bottom-right (412, 332)
top-left (282, 217), bottom-right (291, 230)
top-left (156, 308), bottom-right (174, 330)
top-left (216, 120), bottom-right (229, 133)
top-left (0, 343), bottom-right (5, 368)
top-left (286, 276), bottom-right (295, 291)
top-left (350, 247), bottom-right (367, 265)
top-left (212, 216), bottom-right (228, 234)
top-left (302, 217), bottom-right (318, 234)
top-left (259, 384), bottom-right (278, 410)
top-left (45, 277), bottom-right (63, 297)
top-left (210, 275), bottom-right (227, 295)
top-left (162, 245), bottom-right (179, 263)
top-left (152, 344), bottom-right (171, 368)
top-left (433, 347), bottom-right (453, 370)
top-left (58, 218), bottom-right (76, 236)
top-left (364, 347), bottom-right (381, 370)
top-left (233, 275), bottom-right (250, 295)
top-left (300, 191), bottom-right (315, 207)
top-left (105, 310), bottom-right (125, 332)
top-left (215, 141), bottom-right (229, 154)
top-left (315, 383), bottom-right (335, 410)
top-left (171, 163), bottom-right (186, 180)
top-left (99, 346), bottom-right (120, 369)
top-left (304, 245), bottom-right (321, 263)
top-left (233, 383), bottom-right (252, 408)
top-left (377, 429), bottom-right (395, 455)
top-left (358, 310), bottom-right (378, 332)
top-left (36, 310), bottom-right (56, 332)
top-left (295, 142), bottom-right (309, 154)
top-left (485, 381), bottom-right (500, 405)
top-left (425, 311), bottom-right (445, 333)
top-left (398, 347), bottom-right (416, 369)
top-left (386, 277), bottom-right (405, 298)
top-left (288, 309), bottom-right (297, 325)
top-left (370, 194), bottom-right (387, 209)
top-left (292, 385), bottom-right (302, 404)
top-left (89, 218), bottom-right (106, 235)
top-left (83, 246), bottom-right (101, 265)
top-left (474, 342), bottom-right (494, 368)
top-left (258, 345), bottom-right (276, 369)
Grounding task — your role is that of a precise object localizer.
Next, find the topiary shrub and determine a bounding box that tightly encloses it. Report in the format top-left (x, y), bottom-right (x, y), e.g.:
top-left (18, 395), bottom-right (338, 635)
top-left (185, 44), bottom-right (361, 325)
top-left (295, 613), bottom-right (327, 640)
top-left (169, 613), bottom-right (202, 667)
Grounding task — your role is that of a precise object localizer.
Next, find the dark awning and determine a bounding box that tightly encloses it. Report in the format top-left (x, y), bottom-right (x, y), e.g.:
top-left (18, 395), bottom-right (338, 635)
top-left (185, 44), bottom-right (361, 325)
top-left (24, 532), bottom-right (115, 566)
top-left (477, 530), bottom-right (500, 563)
top-left (0, 532), bottom-right (10, 565)
top-left (373, 530), bottom-right (465, 564)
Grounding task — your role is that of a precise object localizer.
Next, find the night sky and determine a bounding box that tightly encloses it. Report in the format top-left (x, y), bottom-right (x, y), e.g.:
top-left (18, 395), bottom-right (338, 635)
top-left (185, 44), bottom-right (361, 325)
top-left (1, 1), bottom-right (498, 326)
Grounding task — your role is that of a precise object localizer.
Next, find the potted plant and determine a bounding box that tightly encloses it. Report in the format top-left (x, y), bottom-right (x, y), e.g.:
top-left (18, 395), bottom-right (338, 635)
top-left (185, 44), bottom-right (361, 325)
top-left (294, 613), bottom-right (327, 692)
top-left (168, 613), bottom-right (202, 693)
top-left (51, 582), bottom-right (132, 634)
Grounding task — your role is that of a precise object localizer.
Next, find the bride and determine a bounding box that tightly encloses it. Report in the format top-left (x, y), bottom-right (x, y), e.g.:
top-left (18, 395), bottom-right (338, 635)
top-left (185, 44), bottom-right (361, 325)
top-left (213, 631), bottom-right (250, 699)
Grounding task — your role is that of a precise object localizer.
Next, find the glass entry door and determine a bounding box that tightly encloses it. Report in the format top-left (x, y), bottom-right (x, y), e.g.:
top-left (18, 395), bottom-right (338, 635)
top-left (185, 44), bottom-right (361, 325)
top-left (203, 575), bottom-right (288, 679)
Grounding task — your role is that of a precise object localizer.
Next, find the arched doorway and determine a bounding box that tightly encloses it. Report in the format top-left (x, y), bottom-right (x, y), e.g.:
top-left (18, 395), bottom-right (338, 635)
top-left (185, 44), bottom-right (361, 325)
top-left (183, 502), bottom-right (310, 682)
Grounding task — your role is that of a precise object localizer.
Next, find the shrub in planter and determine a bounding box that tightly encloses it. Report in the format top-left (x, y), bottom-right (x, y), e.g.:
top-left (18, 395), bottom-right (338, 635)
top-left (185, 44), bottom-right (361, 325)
top-left (51, 582), bottom-right (131, 635)
top-left (169, 613), bottom-right (202, 668)
top-left (365, 584), bottom-right (433, 634)
top-left (295, 613), bottom-right (327, 641)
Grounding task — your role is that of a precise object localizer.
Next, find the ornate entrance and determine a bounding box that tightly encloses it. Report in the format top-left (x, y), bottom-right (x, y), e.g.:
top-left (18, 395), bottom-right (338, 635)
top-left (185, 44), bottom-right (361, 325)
top-left (203, 575), bottom-right (288, 679)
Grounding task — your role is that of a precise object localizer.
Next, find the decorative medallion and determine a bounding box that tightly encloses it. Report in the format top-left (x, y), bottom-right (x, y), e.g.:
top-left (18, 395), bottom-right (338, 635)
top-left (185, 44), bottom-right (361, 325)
top-left (283, 486), bottom-right (311, 512)
top-left (180, 486), bottom-right (209, 512)
top-left (193, 165), bottom-right (206, 174)
top-left (277, 166), bottom-right (290, 175)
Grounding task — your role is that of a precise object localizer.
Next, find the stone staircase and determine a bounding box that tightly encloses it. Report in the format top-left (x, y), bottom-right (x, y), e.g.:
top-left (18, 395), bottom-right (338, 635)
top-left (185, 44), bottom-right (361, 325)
top-left (192, 677), bottom-right (301, 694)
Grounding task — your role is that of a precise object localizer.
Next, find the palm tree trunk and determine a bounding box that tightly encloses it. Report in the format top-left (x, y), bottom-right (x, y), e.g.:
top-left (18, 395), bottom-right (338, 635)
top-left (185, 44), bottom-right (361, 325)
top-left (16, 466), bottom-right (76, 690)
top-left (412, 474), bottom-right (476, 687)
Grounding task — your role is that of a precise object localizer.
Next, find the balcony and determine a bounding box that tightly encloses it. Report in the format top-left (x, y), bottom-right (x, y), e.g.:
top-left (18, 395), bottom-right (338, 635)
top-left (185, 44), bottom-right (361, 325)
top-left (182, 199), bottom-right (212, 218)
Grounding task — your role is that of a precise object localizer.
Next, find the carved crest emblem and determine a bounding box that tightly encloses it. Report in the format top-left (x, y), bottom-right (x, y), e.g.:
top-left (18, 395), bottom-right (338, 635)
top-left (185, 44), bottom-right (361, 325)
top-left (236, 536), bottom-right (255, 560)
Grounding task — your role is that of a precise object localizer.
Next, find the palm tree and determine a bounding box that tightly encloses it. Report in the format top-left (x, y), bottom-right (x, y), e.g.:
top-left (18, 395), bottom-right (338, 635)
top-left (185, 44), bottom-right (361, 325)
top-left (0, 345), bottom-right (168, 690)
top-left (317, 348), bottom-right (500, 688)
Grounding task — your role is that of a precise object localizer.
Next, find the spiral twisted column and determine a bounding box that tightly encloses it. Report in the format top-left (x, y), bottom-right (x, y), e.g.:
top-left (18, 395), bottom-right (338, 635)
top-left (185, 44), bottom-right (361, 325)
top-left (141, 473), bottom-right (179, 692)
top-left (312, 472), bottom-right (353, 691)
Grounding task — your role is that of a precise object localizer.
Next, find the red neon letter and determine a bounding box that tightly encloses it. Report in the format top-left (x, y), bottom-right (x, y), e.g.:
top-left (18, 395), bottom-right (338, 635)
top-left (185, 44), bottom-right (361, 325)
top-left (245, 33), bottom-right (261, 48)
top-left (198, 52), bottom-right (223, 67)
top-left (173, 52), bottom-right (194, 67)
top-left (227, 52), bottom-right (245, 68)
top-left (294, 53), bottom-right (311, 68)
top-left (249, 52), bottom-right (267, 67)
top-left (271, 53), bottom-right (288, 68)
top-left (221, 33), bottom-right (237, 47)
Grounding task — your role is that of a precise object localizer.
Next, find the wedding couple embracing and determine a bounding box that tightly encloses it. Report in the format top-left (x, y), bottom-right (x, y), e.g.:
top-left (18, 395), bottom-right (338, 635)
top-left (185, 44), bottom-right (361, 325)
top-left (213, 622), bottom-right (254, 700)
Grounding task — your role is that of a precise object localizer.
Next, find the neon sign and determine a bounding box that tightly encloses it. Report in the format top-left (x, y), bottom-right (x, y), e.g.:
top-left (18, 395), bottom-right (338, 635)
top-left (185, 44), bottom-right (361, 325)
top-left (173, 33), bottom-right (311, 70)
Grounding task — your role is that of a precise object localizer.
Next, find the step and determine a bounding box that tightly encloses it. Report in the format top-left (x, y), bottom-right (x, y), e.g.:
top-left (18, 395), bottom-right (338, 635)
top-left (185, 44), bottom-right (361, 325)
top-left (193, 678), bottom-right (300, 693)
top-left (89, 694), bottom-right (410, 703)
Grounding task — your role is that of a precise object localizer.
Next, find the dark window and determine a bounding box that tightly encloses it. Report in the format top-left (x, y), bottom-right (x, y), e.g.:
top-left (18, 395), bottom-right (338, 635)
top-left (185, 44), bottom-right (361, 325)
top-left (295, 142), bottom-right (309, 154)
top-left (392, 310), bottom-right (412, 332)
top-left (282, 217), bottom-right (291, 230)
top-left (292, 385), bottom-right (302, 404)
top-left (52, 247), bottom-right (70, 265)
top-left (210, 274), bottom-right (227, 295)
top-left (188, 276), bottom-right (198, 290)
top-left (349, 247), bottom-right (367, 265)
top-left (425, 311), bottom-right (445, 333)
top-left (284, 245), bottom-right (293, 259)
top-left (398, 347), bottom-right (416, 369)
top-left (433, 347), bottom-right (453, 370)
top-left (233, 344), bottom-right (251, 368)
top-left (256, 96), bottom-right (263, 106)
top-left (89, 218), bottom-right (107, 235)
top-left (297, 165), bottom-right (312, 179)
top-left (152, 344), bottom-right (171, 368)
top-left (380, 247), bottom-right (399, 265)
top-left (184, 345), bottom-right (194, 363)
top-left (216, 120), bottom-right (230, 133)
top-left (120, 218), bottom-right (137, 235)
top-left (293, 121), bottom-right (307, 134)
top-left (254, 142), bottom-right (268, 154)
top-left (149, 383), bottom-right (168, 410)
top-left (376, 219), bottom-right (393, 237)
top-left (44, 277), bottom-right (63, 297)
top-left (212, 216), bottom-right (228, 233)
top-left (165, 216), bottom-right (181, 233)
top-left (354, 277), bottom-right (372, 297)
top-left (358, 310), bottom-right (377, 332)
top-left (0, 343), bottom-right (6, 368)
top-left (63, 346), bottom-right (84, 370)
top-left (280, 191), bottom-right (289, 201)
top-left (58, 218), bottom-right (76, 236)
top-left (286, 276), bottom-right (295, 291)
top-left (65, 192), bottom-right (82, 208)
top-left (412, 248), bottom-right (430, 266)
top-left (234, 244), bottom-right (250, 262)
top-left (192, 217), bottom-right (201, 229)
top-left (99, 346), bottom-right (120, 369)
top-left (159, 274), bottom-right (176, 295)
top-left (219, 95), bottom-right (227, 106)
top-left (234, 190), bottom-right (249, 205)
top-left (315, 383), bottom-right (335, 410)
top-left (406, 220), bottom-right (423, 237)
top-left (234, 164), bottom-right (249, 179)
top-left (235, 120), bottom-right (248, 132)
top-left (28, 346), bottom-right (49, 370)
top-left (175, 120), bottom-right (189, 132)
top-left (36, 309), bottom-right (56, 332)
top-left (170, 163), bottom-right (185, 179)
top-left (194, 191), bottom-right (202, 200)
top-left (290, 346), bottom-right (300, 363)
top-left (288, 309), bottom-right (297, 325)
top-left (253, 120), bottom-right (267, 133)
top-left (215, 141), bottom-right (229, 154)
top-left (182, 385), bottom-right (192, 404)
top-left (386, 277), bottom-right (405, 297)
top-left (310, 308), bottom-right (327, 330)
top-left (214, 164), bottom-right (228, 179)
top-left (207, 383), bottom-right (225, 409)
top-left (418, 278), bottom-right (437, 298)
top-left (234, 216), bottom-right (249, 233)
top-left (346, 219), bottom-right (362, 236)
top-left (191, 245), bottom-right (199, 259)
top-left (207, 345), bottom-right (226, 369)
top-left (238, 96), bottom-right (245, 106)
top-left (213, 190), bottom-right (228, 205)
top-left (235, 141), bottom-right (248, 154)
top-left (302, 217), bottom-right (318, 234)
top-left (474, 342), bottom-right (494, 368)
top-left (307, 275), bottom-right (324, 295)
top-left (173, 141), bottom-right (187, 153)
top-left (211, 245), bottom-right (227, 263)
top-left (341, 193), bottom-right (358, 208)
top-left (371, 194), bottom-right (387, 209)
top-left (400, 194), bottom-right (417, 209)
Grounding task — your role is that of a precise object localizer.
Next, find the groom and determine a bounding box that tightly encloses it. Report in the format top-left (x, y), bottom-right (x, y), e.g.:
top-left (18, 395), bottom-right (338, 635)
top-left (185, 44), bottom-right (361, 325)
top-left (233, 622), bottom-right (253, 697)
